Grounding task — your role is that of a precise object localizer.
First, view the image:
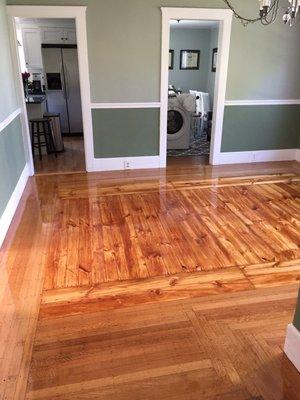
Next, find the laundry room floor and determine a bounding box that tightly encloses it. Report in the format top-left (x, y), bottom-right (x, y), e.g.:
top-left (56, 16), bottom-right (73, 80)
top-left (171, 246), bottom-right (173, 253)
top-left (167, 136), bottom-right (210, 157)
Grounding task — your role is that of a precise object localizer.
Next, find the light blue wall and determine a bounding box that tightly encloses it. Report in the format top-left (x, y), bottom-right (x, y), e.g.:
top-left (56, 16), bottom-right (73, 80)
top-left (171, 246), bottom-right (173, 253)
top-left (169, 28), bottom-right (211, 93)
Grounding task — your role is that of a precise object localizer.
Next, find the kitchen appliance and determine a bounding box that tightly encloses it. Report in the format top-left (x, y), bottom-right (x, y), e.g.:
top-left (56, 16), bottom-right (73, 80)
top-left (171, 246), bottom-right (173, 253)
top-left (42, 45), bottom-right (83, 135)
top-left (29, 72), bottom-right (44, 95)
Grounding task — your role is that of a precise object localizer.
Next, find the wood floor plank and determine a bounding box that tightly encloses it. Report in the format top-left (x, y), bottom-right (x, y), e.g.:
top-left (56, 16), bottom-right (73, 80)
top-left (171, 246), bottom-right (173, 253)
top-left (26, 285), bottom-right (300, 400)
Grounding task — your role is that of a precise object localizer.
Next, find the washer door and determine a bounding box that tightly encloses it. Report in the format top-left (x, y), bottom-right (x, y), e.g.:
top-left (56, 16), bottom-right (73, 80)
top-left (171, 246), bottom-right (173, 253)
top-left (167, 106), bottom-right (188, 141)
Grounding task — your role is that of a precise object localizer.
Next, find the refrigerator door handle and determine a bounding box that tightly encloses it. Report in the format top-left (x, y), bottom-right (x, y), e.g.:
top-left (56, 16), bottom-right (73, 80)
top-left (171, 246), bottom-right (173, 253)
top-left (64, 62), bottom-right (70, 100)
top-left (60, 62), bottom-right (66, 100)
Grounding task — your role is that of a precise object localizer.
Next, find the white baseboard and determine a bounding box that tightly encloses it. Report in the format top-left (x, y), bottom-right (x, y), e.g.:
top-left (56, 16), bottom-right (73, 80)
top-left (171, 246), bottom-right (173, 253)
top-left (0, 163), bottom-right (30, 248)
top-left (92, 155), bottom-right (160, 172)
top-left (284, 323), bottom-right (300, 372)
top-left (216, 149), bottom-right (297, 165)
top-left (295, 149), bottom-right (300, 162)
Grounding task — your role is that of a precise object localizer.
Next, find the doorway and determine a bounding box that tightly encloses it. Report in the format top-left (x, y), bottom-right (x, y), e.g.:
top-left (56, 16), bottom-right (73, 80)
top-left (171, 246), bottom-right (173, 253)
top-left (167, 19), bottom-right (219, 167)
top-left (15, 18), bottom-right (85, 174)
top-left (7, 6), bottom-right (94, 175)
top-left (160, 8), bottom-right (233, 168)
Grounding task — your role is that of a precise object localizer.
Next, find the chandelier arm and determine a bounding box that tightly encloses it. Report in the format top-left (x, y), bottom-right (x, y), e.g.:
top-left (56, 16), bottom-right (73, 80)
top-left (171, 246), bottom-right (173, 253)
top-left (222, 0), bottom-right (262, 23)
top-left (262, 0), bottom-right (279, 24)
top-left (223, 0), bottom-right (282, 25)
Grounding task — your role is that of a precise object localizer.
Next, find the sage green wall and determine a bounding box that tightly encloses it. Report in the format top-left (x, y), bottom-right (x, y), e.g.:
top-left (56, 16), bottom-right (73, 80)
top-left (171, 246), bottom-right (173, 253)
top-left (169, 28), bottom-right (211, 94)
top-left (7, 0), bottom-right (300, 157)
top-left (92, 108), bottom-right (159, 158)
top-left (293, 289), bottom-right (300, 331)
top-left (0, 0), bottom-right (26, 218)
top-left (221, 105), bottom-right (300, 152)
top-left (0, 117), bottom-right (26, 216)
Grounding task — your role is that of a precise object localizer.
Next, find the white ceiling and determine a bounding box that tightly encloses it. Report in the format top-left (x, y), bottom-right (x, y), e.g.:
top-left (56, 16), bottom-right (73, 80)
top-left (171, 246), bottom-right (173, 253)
top-left (170, 19), bottom-right (219, 29)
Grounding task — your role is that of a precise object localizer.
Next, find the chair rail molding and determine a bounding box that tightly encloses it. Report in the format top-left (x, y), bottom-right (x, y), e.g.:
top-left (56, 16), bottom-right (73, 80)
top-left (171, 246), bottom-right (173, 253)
top-left (225, 99), bottom-right (300, 106)
top-left (0, 108), bottom-right (21, 133)
top-left (91, 102), bottom-right (161, 109)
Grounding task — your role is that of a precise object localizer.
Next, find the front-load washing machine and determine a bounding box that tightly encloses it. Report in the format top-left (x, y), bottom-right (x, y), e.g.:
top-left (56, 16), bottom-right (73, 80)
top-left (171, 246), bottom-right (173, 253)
top-left (167, 98), bottom-right (191, 150)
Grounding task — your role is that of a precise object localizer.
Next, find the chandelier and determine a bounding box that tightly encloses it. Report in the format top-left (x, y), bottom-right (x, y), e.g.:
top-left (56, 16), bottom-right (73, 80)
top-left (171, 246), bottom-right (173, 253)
top-left (223, 0), bottom-right (300, 26)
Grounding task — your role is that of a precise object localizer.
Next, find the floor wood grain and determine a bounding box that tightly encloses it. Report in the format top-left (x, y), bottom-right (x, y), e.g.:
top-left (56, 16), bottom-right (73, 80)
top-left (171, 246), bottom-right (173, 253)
top-left (0, 160), bottom-right (299, 399)
top-left (26, 285), bottom-right (300, 400)
top-left (42, 173), bottom-right (300, 289)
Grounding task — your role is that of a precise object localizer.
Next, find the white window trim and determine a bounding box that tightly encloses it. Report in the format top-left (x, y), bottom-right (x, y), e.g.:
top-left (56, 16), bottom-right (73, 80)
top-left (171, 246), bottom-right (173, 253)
top-left (160, 7), bottom-right (233, 167)
top-left (6, 5), bottom-right (94, 173)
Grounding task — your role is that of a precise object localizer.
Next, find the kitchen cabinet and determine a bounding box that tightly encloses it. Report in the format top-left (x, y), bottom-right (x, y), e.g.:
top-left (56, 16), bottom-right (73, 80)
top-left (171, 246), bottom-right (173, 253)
top-left (22, 28), bottom-right (43, 70)
top-left (41, 27), bottom-right (77, 45)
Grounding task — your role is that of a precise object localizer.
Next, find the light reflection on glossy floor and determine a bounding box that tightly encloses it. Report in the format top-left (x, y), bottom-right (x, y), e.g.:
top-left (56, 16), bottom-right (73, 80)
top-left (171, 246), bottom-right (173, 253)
top-left (0, 160), bottom-right (299, 399)
top-left (34, 136), bottom-right (85, 175)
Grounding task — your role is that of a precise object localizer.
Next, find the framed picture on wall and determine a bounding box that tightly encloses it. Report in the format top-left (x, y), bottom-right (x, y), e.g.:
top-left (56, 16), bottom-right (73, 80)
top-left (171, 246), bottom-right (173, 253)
top-left (212, 48), bottom-right (218, 72)
top-left (180, 50), bottom-right (200, 70)
top-left (169, 50), bottom-right (174, 69)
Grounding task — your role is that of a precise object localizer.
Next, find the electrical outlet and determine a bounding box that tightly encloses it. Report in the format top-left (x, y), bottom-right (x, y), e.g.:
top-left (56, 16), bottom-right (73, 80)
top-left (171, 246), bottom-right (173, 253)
top-left (124, 160), bottom-right (131, 169)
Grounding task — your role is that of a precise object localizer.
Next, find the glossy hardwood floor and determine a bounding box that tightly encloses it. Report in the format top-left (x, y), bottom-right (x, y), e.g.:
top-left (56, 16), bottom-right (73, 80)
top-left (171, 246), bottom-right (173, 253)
top-left (34, 136), bottom-right (85, 175)
top-left (0, 160), bottom-right (299, 399)
top-left (27, 284), bottom-right (300, 400)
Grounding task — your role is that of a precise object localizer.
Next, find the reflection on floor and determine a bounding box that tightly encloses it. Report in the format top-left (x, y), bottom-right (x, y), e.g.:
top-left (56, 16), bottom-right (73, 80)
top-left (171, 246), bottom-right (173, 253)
top-left (1, 160), bottom-right (300, 399)
top-left (34, 136), bottom-right (85, 175)
top-left (167, 154), bottom-right (209, 167)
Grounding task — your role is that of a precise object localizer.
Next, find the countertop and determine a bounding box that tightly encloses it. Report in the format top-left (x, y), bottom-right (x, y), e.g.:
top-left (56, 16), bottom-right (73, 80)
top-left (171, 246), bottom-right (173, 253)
top-left (26, 95), bottom-right (46, 104)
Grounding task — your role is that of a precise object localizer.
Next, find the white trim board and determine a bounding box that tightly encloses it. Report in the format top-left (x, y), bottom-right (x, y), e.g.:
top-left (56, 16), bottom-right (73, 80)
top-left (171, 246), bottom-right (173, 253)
top-left (91, 102), bottom-right (161, 109)
top-left (7, 5), bottom-right (94, 172)
top-left (295, 149), bottom-right (300, 162)
top-left (92, 156), bottom-right (160, 172)
top-left (0, 163), bottom-right (30, 248)
top-left (225, 99), bottom-right (300, 106)
top-left (284, 324), bottom-right (300, 372)
top-left (216, 149), bottom-right (298, 165)
top-left (0, 108), bottom-right (21, 133)
top-left (160, 8), bottom-right (233, 167)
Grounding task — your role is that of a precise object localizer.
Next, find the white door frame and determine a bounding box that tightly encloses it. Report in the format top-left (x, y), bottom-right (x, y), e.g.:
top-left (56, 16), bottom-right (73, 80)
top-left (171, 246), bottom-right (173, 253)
top-left (160, 7), bottom-right (233, 167)
top-left (6, 5), bottom-right (94, 174)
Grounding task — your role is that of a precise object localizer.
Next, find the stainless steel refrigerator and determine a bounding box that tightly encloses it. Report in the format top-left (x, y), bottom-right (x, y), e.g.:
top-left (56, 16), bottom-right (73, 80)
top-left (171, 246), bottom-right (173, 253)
top-left (42, 45), bottom-right (83, 135)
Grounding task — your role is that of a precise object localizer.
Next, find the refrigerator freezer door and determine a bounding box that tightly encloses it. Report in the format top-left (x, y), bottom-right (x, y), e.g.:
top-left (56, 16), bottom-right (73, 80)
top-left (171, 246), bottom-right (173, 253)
top-left (62, 48), bottom-right (83, 134)
top-left (42, 47), bottom-right (70, 134)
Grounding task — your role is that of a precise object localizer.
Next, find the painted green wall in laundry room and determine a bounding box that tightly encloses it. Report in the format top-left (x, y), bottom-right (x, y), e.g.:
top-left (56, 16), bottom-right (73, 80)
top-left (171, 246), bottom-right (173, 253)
top-left (221, 105), bottom-right (300, 152)
top-left (293, 289), bottom-right (300, 331)
top-left (0, 116), bottom-right (26, 217)
top-left (92, 108), bottom-right (160, 158)
top-left (0, 0), bottom-right (26, 220)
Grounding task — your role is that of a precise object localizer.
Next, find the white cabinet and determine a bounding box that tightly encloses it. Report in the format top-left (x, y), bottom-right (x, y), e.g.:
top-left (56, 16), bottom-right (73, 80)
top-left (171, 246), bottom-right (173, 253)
top-left (22, 28), bottom-right (43, 70)
top-left (41, 27), bottom-right (77, 45)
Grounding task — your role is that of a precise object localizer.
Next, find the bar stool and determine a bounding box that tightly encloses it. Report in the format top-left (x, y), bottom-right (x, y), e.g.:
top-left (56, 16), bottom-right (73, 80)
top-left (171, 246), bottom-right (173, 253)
top-left (30, 118), bottom-right (58, 161)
